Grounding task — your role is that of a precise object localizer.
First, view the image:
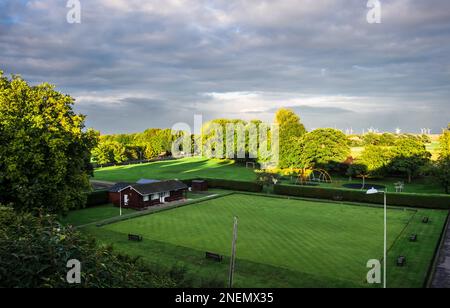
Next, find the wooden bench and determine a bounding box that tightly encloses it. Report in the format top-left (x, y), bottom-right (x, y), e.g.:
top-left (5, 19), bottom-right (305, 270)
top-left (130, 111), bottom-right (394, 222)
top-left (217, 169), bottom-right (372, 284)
top-left (409, 234), bottom-right (418, 242)
top-left (422, 217), bottom-right (429, 224)
top-left (205, 252), bottom-right (223, 262)
top-left (128, 234), bottom-right (143, 242)
top-left (397, 256), bottom-right (406, 267)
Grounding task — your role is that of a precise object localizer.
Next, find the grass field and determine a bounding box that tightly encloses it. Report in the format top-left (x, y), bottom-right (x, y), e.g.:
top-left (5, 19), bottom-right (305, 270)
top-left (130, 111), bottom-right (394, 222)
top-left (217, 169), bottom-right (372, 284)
top-left (59, 204), bottom-right (135, 226)
top-left (94, 157), bottom-right (256, 182)
top-left (285, 176), bottom-right (445, 194)
top-left (77, 194), bottom-right (448, 288)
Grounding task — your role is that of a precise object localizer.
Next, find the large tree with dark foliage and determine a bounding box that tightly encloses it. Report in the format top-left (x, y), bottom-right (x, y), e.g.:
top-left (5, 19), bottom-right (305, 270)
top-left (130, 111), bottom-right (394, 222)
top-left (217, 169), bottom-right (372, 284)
top-left (390, 138), bottom-right (431, 183)
top-left (299, 128), bottom-right (350, 168)
top-left (0, 71), bottom-right (98, 213)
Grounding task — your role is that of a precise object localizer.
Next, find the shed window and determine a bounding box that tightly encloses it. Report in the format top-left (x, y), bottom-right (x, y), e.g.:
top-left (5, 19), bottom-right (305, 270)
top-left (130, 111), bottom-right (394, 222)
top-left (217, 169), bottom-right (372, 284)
top-left (151, 194), bottom-right (159, 200)
top-left (143, 195), bottom-right (149, 202)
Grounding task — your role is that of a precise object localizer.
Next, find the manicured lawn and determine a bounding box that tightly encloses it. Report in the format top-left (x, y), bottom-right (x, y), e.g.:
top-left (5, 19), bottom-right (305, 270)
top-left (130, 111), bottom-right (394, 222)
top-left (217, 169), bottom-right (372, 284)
top-left (93, 157), bottom-right (256, 182)
top-left (59, 204), bottom-right (134, 226)
top-left (81, 194), bottom-right (448, 288)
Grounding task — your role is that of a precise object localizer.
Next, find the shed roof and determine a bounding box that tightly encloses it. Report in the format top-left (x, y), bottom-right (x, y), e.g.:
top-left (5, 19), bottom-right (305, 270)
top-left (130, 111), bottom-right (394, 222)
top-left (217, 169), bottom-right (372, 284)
top-left (108, 182), bottom-right (133, 193)
top-left (130, 180), bottom-right (188, 196)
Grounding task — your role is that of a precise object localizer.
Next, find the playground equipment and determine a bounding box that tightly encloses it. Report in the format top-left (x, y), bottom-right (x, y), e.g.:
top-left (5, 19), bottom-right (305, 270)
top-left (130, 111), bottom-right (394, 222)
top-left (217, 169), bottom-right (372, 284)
top-left (295, 168), bottom-right (332, 185)
top-left (394, 182), bottom-right (405, 193)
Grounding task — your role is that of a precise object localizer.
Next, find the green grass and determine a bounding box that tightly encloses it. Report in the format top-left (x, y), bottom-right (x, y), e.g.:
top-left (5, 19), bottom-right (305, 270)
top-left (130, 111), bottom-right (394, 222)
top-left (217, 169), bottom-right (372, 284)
top-left (59, 204), bottom-right (135, 226)
top-left (282, 175), bottom-right (445, 194)
top-left (93, 157), bottom-right (257, 183)
top-left (427, 141), bottom-right (441, 160)
top-left (78, 194), bottom-right (447, 288)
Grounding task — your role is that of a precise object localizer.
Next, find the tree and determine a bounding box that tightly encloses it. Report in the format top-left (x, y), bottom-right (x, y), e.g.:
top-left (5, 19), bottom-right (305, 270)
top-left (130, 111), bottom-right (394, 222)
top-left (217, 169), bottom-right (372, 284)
top-left (0, 72), bottom-right (98, 213)
top-left (390, 138), bottom-right (431, 183)
top-left (299, 128), bottom-right (350, 169)
top-left (439, 124), bottom-right (450, 158)
top-left (362, 132), bottom-right (381, 146)
top-left (0, 206), bottom-right (181, 288)
top-left (91, 141), bottom-right (114, 164)
top-left (358, 145), bottom-right (393, 178)
top-left (346, 163), bottom-right (369, 189)
top-left (434, 157), bottom-right (450, 194)
top-left (434, 124), bottom-right (450, 193)
top-left (275, 108), bottom-right (306, 168)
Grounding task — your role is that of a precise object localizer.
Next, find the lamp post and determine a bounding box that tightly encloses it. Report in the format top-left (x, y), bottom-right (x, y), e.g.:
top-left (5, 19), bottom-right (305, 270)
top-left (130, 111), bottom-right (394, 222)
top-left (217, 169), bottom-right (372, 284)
top-left (228, 216), bottom-right (238, 288)
top-left (366, 187), bottom-right (387, 289)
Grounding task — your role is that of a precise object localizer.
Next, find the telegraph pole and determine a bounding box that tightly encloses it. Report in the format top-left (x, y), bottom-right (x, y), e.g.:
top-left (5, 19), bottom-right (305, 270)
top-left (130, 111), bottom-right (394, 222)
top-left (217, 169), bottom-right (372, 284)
top-left (228, 216), bottom-right (238, 288)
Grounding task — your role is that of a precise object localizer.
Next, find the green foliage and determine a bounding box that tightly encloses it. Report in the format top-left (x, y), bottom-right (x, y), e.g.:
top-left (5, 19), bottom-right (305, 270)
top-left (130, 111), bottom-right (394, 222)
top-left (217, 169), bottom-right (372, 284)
top-left (358, 145), bottom-right (393, 177)
top-left (434, 126), bottom-right (450, 193)
top-left (346, 163), bottom-right (369, 186)
top-left (275, 108), bottom-right (306, 168)
top-left (273, 184), bottom-right (450, 209)
top-left (0, 72), bottom-right (98, 213)
top-left (439, 125), bottom-right (450, 158)
top-left (299, 128), bottom-right (350, 168)
top-left (85, 190), bottom-right (109, 208)
top-left (255, 170), bottom-right (281, 191)
top-left (390, 138), bottom-right (431, 183)
top-left (0, 206), bottom-right (181, 288)
top-left (202, 178), bottom-right (263, 193)
top-left (434, 157), bottom-right (450, 194)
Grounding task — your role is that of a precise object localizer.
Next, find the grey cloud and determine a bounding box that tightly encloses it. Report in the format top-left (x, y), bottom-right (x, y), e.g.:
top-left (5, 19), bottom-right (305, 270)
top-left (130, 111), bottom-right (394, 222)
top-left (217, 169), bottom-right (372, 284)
top-left (1, 0), bottom-right (449, 134)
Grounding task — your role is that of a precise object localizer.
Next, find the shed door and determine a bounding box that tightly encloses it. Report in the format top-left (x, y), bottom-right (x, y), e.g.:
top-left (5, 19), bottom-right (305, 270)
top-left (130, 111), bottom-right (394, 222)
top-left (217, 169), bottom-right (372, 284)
top-left (124, 194), bottom-right (129, 206)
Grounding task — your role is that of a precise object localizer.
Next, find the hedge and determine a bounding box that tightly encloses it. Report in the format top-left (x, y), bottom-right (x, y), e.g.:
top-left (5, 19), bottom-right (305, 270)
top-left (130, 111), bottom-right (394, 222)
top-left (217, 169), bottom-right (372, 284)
top-left (273, 184), bottom-right (450, 210)
top-left (85, 190), bottom-right (109, 207)
top-left (184, 178), bottom-right (263, 193)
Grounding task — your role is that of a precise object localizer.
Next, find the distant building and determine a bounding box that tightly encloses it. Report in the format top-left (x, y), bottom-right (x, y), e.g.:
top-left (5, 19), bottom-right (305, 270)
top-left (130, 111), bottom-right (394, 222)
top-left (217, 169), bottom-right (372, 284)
top-left (108, 180), bottom-right (188, 210)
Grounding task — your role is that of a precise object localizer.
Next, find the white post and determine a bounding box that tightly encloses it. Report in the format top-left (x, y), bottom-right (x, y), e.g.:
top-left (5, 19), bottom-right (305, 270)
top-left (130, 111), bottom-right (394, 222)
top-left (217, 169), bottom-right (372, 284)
top-left (120, 191), bottom-right (122, 216)
top-left (228, 216), bottom-right (238, 288)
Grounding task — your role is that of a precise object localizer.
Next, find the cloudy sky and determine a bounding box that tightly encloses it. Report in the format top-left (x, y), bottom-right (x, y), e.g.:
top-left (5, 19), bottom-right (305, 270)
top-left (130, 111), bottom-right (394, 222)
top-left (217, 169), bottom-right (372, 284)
top-left (1, 0), bottom-right (449, 134)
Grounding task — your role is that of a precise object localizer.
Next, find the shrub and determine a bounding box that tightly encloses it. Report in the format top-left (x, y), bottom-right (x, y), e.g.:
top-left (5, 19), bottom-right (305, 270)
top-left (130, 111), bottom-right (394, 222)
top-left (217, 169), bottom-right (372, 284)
top-left (273, 184), bottom-right (450, 210)
top-left (183, 178), bottom-right (262, 193)
top-left (0, 206), bottom-right (181, 288)
top-left (203, 178), bottom-right (263, 193)
top-left (85, 190), bottom-right (109, 208)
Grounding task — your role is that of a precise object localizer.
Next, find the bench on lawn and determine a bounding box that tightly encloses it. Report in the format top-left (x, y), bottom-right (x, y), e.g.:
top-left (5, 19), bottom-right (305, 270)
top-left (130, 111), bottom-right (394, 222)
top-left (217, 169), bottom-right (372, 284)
top-left (422, 217), bottom-right (429, 224)
top-left (128, 234), bottom-right (143, 242)
top-left (205, 252), bottom-right (223, 262)
top-left (397, 256), bottom-right (406, 267)
top-left (409, 234), bottom-right (418, 242)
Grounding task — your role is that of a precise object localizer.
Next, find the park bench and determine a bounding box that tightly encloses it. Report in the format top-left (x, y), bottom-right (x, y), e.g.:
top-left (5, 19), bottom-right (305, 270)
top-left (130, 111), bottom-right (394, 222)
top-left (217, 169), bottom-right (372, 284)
top-left (409, 234), bottom-right (418, 242)
top-left (205, 252), bottom-right (223, 262)
top-left (128, 234), bottom-right (143, 242)
top-left (397, 256), bottom-right (406, 267)
top-left (422, 217), bottom-right (429, 224)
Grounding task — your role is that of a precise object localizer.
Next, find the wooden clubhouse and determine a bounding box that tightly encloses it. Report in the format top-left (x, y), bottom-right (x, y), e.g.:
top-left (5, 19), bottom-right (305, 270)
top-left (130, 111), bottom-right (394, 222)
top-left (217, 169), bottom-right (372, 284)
top-left (108, 180), bottom-right (188, 210)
